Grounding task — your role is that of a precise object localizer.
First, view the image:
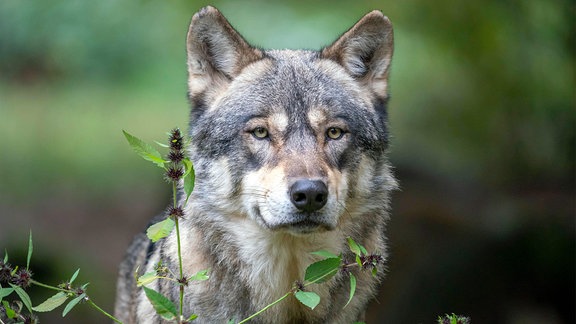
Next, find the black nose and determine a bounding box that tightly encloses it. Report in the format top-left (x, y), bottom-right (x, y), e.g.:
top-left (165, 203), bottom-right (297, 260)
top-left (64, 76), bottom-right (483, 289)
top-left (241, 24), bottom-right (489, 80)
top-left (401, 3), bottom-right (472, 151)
top-left (289, 180), bottom-right (328, 212)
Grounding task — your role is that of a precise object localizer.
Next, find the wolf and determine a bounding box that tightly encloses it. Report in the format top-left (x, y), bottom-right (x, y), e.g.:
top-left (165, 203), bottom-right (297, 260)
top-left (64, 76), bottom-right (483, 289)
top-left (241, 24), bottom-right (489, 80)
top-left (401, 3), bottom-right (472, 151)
top-left (115, 6), bottom-right (396, 323)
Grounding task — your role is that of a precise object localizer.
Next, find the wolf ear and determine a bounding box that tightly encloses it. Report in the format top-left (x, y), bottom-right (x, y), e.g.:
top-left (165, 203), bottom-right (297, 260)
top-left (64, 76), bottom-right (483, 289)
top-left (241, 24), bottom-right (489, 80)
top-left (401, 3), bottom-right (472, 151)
top-left (321, 10), bottom-right (394, 99)
top-left (186, 6), bottom-right (263, 98)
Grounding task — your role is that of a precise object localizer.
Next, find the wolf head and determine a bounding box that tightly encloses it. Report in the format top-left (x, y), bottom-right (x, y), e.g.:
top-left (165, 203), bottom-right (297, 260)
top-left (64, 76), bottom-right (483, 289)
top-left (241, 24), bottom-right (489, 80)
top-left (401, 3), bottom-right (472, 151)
top-left (186, 6), bottom-right (395, 235)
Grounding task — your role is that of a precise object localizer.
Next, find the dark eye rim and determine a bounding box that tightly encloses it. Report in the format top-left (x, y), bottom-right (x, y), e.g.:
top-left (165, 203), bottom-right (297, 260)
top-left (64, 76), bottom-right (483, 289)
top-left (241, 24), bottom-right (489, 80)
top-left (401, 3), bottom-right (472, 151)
top-left (326, 127), bottom-right (345, 140)
top-left (251, 126), bottom-right (269, 139)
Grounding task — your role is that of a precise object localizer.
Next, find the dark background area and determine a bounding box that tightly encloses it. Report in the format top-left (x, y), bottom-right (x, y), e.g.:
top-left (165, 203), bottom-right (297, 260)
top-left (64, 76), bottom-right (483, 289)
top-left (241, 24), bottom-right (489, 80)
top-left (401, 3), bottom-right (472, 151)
top-left (0, 0), bottom-right (573, 323)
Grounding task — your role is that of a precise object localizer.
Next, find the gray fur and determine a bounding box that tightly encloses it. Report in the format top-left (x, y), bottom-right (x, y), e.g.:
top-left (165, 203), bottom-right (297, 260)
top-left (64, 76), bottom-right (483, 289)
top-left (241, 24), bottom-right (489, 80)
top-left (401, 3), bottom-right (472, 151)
top-left (116, 6), bottom-right (395, 323)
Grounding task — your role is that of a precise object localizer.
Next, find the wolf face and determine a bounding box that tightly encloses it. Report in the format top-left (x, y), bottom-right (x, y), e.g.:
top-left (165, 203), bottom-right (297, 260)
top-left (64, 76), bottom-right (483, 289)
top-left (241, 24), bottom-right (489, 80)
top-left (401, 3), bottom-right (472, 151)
top-left (187, 6), bottom-right (395, 236)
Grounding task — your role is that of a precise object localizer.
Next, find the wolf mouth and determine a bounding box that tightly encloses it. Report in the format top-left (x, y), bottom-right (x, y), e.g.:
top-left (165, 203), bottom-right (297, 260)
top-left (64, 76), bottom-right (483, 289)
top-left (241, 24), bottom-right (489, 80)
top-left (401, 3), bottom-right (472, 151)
top-left (253, 206), bottom-right (334, 234)
top-left (277, 220), bottom-right (333, 234)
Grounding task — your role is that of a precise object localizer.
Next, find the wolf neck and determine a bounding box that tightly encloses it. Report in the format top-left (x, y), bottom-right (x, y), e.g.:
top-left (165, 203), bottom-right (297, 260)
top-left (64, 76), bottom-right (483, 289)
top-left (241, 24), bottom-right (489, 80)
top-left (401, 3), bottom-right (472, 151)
top-left (232, 219), bottom-right (340, 282)
top-left (183, 211), bottom-right (345, 319)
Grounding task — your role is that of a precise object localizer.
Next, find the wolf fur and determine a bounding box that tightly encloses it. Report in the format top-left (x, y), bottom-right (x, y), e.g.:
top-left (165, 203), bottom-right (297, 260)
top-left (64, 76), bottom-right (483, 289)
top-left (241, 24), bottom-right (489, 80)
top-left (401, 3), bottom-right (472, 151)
top-left (115, 6), bottom-right (396, 323)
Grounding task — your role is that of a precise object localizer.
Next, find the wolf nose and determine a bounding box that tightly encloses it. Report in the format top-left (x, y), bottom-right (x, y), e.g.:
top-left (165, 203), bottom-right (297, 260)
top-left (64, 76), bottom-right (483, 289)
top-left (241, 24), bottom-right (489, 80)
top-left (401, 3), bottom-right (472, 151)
top-left (289, 180), bottom-right (328, 212)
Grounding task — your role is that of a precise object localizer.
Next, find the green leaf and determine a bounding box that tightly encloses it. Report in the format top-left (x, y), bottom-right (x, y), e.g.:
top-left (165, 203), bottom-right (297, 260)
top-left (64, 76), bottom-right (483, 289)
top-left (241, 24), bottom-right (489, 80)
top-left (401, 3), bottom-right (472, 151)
top-left (182, 157), bottom-right (193, 177)
top-left (3, 250), bottom-right (7, 263)
top-left (189, 269), bottom-right (209, 282)
top-left (183, 158), bottom-right (195, 204)
top-left (62, 293), bottom-right (85, 317)
top-left (137, 271), bottom-right (161, 287)
top-left (187, 313), bottom-right (198, 321)
top-left (123, 130), bottom-right (167, 168)
top-left (142, 286), bottom-right (177, 320)
top-left (0, 287), bottom-right (14, 302)
top-left (348, 237), bottom-right (364, 267)
top-left (311, 250), bottom-right (339, 259)
top-left (154, 141), bottom-right (170, 148)
top-left (347, 237), bottom-right (361, 256)
top-left (355, 254), bottom-right (362, 267)
top-left (9, 284), bottom-right (32, 314)
top-left (26, 231), bottom-right (33, 270)
top-left (304, 257), bottom-right (341, 284)
top-left (294, 291), bottom-right (320, 310)
top-left (33, 292), bottom-right (68, 312)
top-left (2, 300), bottom-right (16, 318)
top-left (146, 218), bottom-right (175, 242)
top-left (69, 268), bottom-right (80, 284)
top-left (344, 273), bottom-right (356, 308)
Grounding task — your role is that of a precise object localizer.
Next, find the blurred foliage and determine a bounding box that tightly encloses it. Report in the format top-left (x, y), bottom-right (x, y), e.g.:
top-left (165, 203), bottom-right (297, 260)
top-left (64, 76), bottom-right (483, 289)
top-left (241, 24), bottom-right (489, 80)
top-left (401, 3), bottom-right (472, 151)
top-left (0, 0), bottom-right (183, 82)
top-left (391, 0), bottom-right (574, 190)
top-left (0, 0), bottom-right (573, 323)
top-left (1, 0), bottom-right (572, 192)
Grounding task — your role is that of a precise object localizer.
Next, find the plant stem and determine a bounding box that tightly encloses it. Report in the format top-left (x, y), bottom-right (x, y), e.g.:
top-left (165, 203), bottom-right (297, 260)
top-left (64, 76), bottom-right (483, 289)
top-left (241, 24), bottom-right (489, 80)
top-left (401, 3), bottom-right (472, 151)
top-left (173, 182), bottom-right (185, 319)
top-left (173, 181), bottom-right (178, 208)
top-left (31, 279), bottom-right (123, 324)
top-left (87, 299), bottom-right (123, 324)
top-left (175, 218), bottom-right (184, 319)
top-left (30, 279), bottom-right (68, 293)
top-left (237, 292), bottom-right (291, 324)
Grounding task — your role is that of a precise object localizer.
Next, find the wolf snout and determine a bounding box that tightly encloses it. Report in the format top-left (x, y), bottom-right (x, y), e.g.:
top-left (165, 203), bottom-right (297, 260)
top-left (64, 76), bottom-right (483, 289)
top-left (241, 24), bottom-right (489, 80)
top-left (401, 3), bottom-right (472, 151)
top-left (289, 179), bottom-right (328, 212)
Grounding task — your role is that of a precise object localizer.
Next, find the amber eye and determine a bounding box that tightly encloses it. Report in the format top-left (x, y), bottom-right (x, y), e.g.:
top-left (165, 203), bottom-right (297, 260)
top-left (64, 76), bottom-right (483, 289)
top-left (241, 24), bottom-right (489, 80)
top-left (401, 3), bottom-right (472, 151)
top-left (252, 127), bottom-right (269, 139)
top-left (326, 127), bottom-right (344, 140)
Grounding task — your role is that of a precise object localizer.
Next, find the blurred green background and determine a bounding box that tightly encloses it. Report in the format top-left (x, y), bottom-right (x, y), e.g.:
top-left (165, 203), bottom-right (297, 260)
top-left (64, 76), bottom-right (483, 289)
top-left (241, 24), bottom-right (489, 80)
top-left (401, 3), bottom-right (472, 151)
top-left (0, 0), bottom-right (573, 323)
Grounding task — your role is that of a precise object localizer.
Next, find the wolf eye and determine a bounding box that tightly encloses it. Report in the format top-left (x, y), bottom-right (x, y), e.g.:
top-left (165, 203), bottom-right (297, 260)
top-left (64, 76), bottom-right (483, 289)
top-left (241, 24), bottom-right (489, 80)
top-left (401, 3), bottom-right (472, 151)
top-left (252, 127), bottom-right (269, 139)
top-left (326, 127), bottom-right (344, 140)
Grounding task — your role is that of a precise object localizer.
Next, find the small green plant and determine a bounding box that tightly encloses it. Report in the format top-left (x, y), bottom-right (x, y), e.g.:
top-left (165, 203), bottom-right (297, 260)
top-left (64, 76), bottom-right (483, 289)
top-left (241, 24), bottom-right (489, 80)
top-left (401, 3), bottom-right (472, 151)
top-left (437, 313), bottom-right (471, 324)
top-left (124, 128), bottom-right (200, 323)
top-left (237, 237), bottom-right (384, 324)
top-left (0, 232), bottom-right (120, 323)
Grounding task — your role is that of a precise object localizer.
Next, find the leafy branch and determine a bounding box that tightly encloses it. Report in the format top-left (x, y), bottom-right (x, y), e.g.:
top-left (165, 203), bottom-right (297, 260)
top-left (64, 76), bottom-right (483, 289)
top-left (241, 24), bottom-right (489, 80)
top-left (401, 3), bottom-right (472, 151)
top-left (0, 233), bottom-right (121, 323)
top-left (437, 313), bottom-right (471, 324)
top-left (124, 129), bottom-right (202, 323)
top-left (237, 237), bottom-right (384, 324)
